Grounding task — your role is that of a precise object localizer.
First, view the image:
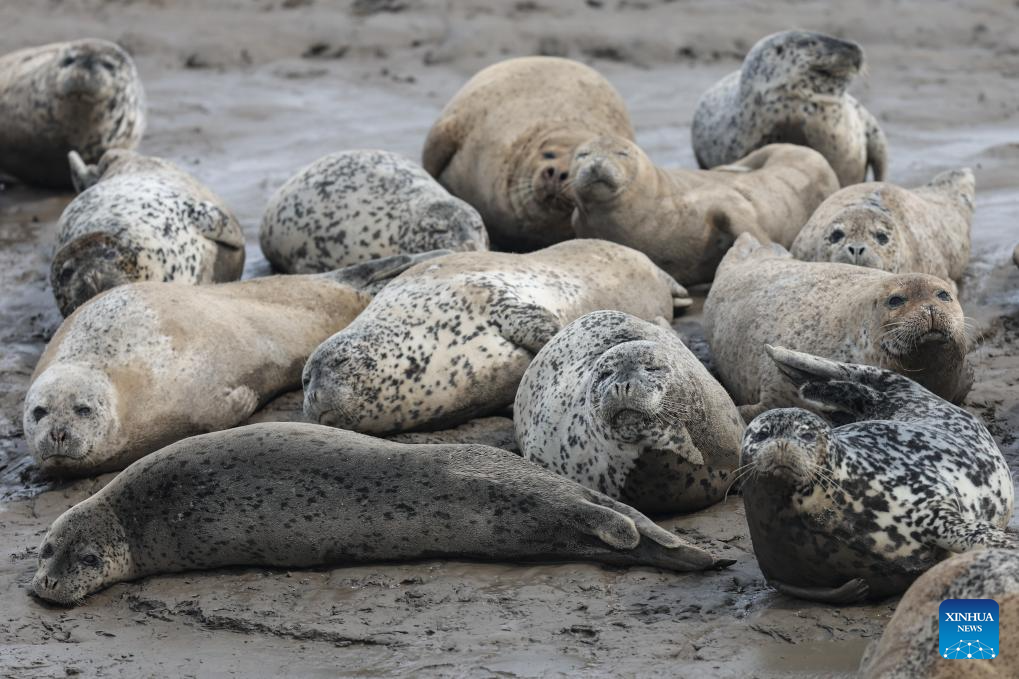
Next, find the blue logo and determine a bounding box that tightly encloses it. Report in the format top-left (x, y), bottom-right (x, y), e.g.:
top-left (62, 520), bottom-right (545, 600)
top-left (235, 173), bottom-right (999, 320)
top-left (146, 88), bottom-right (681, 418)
top-left (939, 599), bottom-right (999, 660)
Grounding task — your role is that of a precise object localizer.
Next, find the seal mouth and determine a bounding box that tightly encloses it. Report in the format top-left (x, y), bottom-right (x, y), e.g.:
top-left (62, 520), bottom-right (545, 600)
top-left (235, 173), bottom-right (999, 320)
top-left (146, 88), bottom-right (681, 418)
top-left (917, 330), bottom-right (949, 344)
top-left (611, 408), bottom-right (649, 428)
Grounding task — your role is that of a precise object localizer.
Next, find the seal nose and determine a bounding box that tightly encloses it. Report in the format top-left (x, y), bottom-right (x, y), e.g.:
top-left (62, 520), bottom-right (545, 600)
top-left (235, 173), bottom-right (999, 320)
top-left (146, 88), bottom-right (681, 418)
top-left (50, 428), bottom-right (67, 444)
top-left (846, 243), bottom-right (867, 261)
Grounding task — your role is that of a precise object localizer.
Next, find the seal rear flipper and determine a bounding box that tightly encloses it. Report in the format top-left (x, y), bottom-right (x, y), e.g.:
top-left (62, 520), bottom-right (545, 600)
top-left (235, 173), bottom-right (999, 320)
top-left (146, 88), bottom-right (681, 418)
top-left (194, 201), bottom-right (245, 250)
top-left (324, 250), bottom-right (452, 292)
top-left (68, 151), bottom-right (101, 193)
top-left (771, 577), bottom-right (870, 604)
top-left (491, 302), bottom-right (562, 354)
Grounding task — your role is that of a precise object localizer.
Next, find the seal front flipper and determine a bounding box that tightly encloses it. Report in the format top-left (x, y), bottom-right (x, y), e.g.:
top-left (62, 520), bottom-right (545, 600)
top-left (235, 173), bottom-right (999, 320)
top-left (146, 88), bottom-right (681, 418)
top-left (931, 514), bottom-right (1019, 552)
top-left (324, 250), bottom-right (453, 292)
top-left (491, 302), bottom-right (562, 354)
top-left (422, 115), bottom-right (461, 181)
top-left (68, 151), bottom-right (101, 193)
top-left (643, 423), bottom-right (705, 466)
top-left (193, 201), bottom-right (245, 249)
top-left (771, 577), bottom-right (870, 604)
top-left (853, 98), bottom-right (888, 181)
top-left (195, 386), bottom-right (260, 430)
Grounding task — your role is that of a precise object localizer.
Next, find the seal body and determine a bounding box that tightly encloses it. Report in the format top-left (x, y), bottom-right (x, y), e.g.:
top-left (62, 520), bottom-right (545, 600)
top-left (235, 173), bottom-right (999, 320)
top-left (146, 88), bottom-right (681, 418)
top-left (704, 233), bottom-right (971, 416)
top-left (259, 150), bottom-right (488, 273)
top-left (24, 253), bottom-right (440, 476)
top-left (303, 239), bottom-right (690, 434)
top-left (791, 169), bottom-right (975, 283)
top-left (692, 30), bottom-right (887, 186)
top-left (422, 57), bottom-right (635, 250)
top-left (51, 150), bottom-right (246, 316)
top-left (860, 549), bottom-right (1019, 678)
top-left (570, 137), bottom-right (839, 285)
top-left (31, 422), bottom-right (729, 606)
top-left (515, 311), bottom-right (744, 514)
top-left (740, 347), bottom-right (1015, 604)
top-left (0, 39), bottom-right (145, 188)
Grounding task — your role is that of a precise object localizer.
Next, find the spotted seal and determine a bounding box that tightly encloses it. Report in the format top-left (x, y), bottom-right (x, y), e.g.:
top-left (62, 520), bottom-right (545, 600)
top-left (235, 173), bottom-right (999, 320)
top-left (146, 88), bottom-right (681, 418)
top-left (51, 149), bottom-right (245, 316)
top-left (569, 137), bottom-right (839, 285)
top-left (422, 56), bottom-right (634, 250)
top-left (31, 422), bottom-right (731, 606)
top-left (692, 30), bottom-right (887, 187)
top-left (704, 233), bottom-right (971, 418)
top-left (0, 39), bottom-right (145, 188)
top-left (791, 169), bottom-right (975, 284)
top-left (303, 239), bottom-right (690, 434)
top-left (515, 311), bottom-right (744, 514)
top-left (739, 346), bottom-right (1015, 604)
top-left (25, 253), bottom-right (441, 476)
top-left (259, 150), bottom-right (488, 274)
top-left (860, 549), bottom-right (1018, 678)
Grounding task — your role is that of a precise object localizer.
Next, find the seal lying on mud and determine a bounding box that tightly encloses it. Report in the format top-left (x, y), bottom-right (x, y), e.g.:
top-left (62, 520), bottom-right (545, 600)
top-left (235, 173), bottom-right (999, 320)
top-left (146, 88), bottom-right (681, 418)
top-left (704, 234), bottom-right (971, 417)
top-left (31, 422), bottom-right (732, 606)
top-left (423, 56), bottom-right (635, 250)
top-left (791, 169), bottom-right (975, 283)
top-left (259, 150), bottom-right (488, 274)
top-left (303, 240), bottom-right (690, 434)
top-left (515, 311), bottom-right (744, 514)
top-left (692, 30), bottom-right (886, 186)
top-left (740, 347), bottom-right (1015, 604)
top-left (0, 39), bottom-right (145, 188)
top-left (569, 137), bottom-right (838, 285)
top-left (24, 253), bottom-right (441, 476)
top-left (860, 549), bottom-right (1019, 678)
top-left (52, 149), bottom-right (245, 316)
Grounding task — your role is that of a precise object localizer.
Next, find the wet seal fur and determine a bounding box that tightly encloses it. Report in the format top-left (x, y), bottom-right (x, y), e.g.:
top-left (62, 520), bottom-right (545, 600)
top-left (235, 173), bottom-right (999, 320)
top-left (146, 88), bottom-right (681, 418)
top-left (860, 549), bottom-right (1019, 678)
top-left (692, 30), bottom-right (887, 186)
top-left (515, 311), bottom-right (744, 514)
top-left (31, 422), bottom-right (732, 606)
top-left (739, 347), bottom-right (1015, 604)
top-left (0, 39), bottom-right (145, 188)
top-left (25, 253), bottom-right (442, 476)
top-left (52, 149), bottom-right (246, 316)
top-left (570, 137), bottom-right (839, 285)
top-left (423, 56), bottom-right (635, 250)
top-left (704, 233), bottom-right (971, 418)
top-left (303, 239), bottom-right (691, 435)
top-left (792, 169), bottom-right (975, 284)
top-left (259, 150), bottom-right (488, 274)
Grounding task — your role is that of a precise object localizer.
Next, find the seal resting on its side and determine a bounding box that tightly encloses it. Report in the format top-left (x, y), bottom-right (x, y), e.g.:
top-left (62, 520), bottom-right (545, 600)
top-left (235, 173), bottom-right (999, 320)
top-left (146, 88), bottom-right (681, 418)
top-left (31, 422), bottom-right (732, 606)
top-left (740, 347), bottom-right (1015, 604)
top-left (422, 56), bottom-right (635, 250)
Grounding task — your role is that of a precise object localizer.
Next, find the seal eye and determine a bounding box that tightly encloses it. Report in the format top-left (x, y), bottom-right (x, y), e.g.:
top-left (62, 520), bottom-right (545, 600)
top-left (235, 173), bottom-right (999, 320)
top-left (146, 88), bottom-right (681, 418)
top-left (99, 60), bottom-right (116, 71)
top-left (40, 543), bottom-right (54, 559)
top-left (615, 151), bottom-right (629, 157)
top-left (32, 406), bottom-right (48, 422)
top-left (829, 229), bottom-right (845, 244)
top-left (937, 290), bottom-right (952, 302)
top-left (751, 427), bottom-right (770, 442)
top-left (887, 295), bottom-right (906, 308)
top-left (79, 554), bottom-right (101, 568)
top-left (875, 232), bottom-right (889, 245)
top-left (575, 152), bottom-right (590, 159)
top-left (800, 431), bottom-right (817, 443)
top-left (60, 56), bottom-right (75, 67)
top-left (542, 152), bottom-right (556, 160)
top-left (75, 406), bottom-right (93, 418)
top-left (58, 266), bottom-right (75, 285)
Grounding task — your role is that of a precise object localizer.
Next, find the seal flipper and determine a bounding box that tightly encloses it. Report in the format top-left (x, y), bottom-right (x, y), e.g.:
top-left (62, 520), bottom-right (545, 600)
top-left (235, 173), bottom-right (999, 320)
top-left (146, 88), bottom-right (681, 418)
top-left (196, 386), bottom-right (260, 430)
top-left (422, 115), bottom-right (461, 181)
top-left (931, 515), bottom-right (1019, 552)
top-left (771, 578), bottom-right (870, 604)
top-left (854, 98), bottom-right (888, 181)
top-left (577, 500), bottom-right (640, 550)
top-left (324, 250), bottom-right (452, 292)
top-left (194, 201), bottom-right (245, 249)
top-left (643, 423), bottom-right (705, 466)
top-left (68, 151), bottom-right (101, 193)
top-left (491, 302), bottom-right (562, 354)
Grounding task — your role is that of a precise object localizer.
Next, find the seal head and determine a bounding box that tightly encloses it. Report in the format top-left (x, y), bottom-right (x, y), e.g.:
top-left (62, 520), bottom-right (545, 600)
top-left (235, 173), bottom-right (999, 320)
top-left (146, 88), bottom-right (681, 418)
top-left (52, 40), bottom-right (134, 102)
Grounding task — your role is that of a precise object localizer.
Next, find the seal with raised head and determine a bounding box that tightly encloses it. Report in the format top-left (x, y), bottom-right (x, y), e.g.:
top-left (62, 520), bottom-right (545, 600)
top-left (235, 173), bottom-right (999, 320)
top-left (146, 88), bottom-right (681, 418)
top-left (259, 149), bottom-right (488, 274)
top-left (692, 30), bottom-right (887, 187)
top-left (0, 39), bottom-right (145, 188)
top-left (31, 422), bottom-right (731, 606)
top-left (52, 149), bottom-right (245, 316)
top-left (569, 137), bottom-right (839, 285)
top-left (422, 56), bottom-right (635, 250)
top-left (860, 549), bottom-right (1018, 678)
top-left (302, 239), bottom-right (691, 435)
top-left (515, 311), bottom-right (744, 514)
top-left (791, 169), bottom-right (975, 283)
top-left (703, 233), bottom-right (971, 417)
top-left (739, 346), bottom-right (1015, 604)
top-left (25, 253), bottom-right (442, 476)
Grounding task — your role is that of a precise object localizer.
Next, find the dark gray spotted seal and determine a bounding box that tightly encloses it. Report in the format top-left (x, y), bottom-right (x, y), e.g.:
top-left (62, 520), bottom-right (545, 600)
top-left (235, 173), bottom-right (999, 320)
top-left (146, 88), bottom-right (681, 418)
top-left (52, 149), bottom-right (245, 316)
top-left (515, 311), bottom-right (744, 514)
top-left (31, 422), bottom-right (731, 606)
top-left (259, 150), bottom-right (488, 274)
top-left (303, 239), bottom-right (691, 435)
top-left (0, 39), bottom-right (145, 188)
top-left (740, 346), bottom-right (1015, 604)
top-left (691, 30), bottom-right (887, 186)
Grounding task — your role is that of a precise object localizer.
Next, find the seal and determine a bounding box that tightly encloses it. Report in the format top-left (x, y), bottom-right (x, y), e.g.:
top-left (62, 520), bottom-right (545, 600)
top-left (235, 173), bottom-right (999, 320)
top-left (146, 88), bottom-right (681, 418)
top-left (259, 149), bottom-right (489, 274)
top-left (515, 311), bottom-right (744, 514)
top-left (51, 149), bottom-right (246, 316)
top-left (0, 39), bottom-right (145, 188)
top-left (422, 56), bottom-right (635, 250)
top-left (791, 169), bottom-right (975, 284)
top-left (860, 548), bottom-right (1019, 678)
top-left (569, 137), bottom-right (839, 284)
top-left (24, 253), bottom-right (442, 476)
top-left (31, 422), bottom-right (732, 606)
top-left (703, 233), bottom-right (971, 418)
top-left (302, 239), bottom-right (691, 434)
top-left (739, 346), bottom-right (1015, 604)
top-left (691, 30), bottom-right (887, 186)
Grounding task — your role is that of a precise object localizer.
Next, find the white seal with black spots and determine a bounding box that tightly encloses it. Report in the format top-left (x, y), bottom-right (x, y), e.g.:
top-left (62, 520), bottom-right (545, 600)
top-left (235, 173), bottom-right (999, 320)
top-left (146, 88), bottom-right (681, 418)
top-left (259, 150), bottom-right (488, 274)
top-left (739, 346), bottom-right (1015, 604)
top-left (515, 311), bottom-right (744, 514)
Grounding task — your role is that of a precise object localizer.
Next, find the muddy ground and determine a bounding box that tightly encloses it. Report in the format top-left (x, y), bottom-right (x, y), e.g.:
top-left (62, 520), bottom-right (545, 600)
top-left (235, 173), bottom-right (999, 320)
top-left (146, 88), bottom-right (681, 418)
top-left (1, 1), bottom-right (1018, 677)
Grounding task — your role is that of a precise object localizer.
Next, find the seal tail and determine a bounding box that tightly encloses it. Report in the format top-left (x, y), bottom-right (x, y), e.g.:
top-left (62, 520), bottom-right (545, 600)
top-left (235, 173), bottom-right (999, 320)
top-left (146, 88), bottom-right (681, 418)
top-left (322, 250), bottom-right (451, 292)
